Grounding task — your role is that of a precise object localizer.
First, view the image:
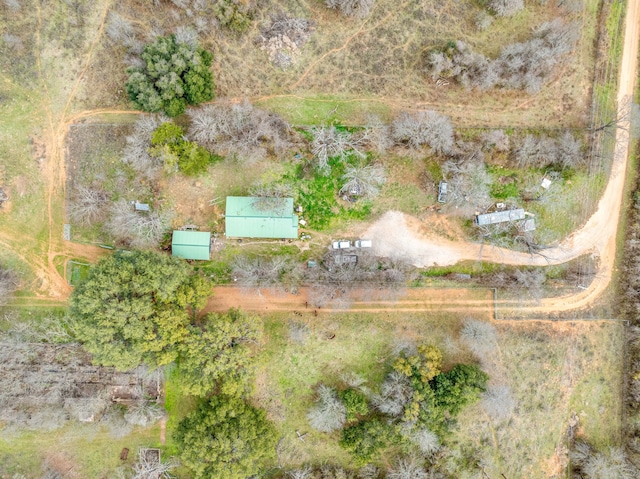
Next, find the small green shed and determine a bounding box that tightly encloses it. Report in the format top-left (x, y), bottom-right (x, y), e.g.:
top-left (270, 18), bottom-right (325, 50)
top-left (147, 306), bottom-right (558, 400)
top-left (225, 196), bottom-right (298, 239)
top-left (171, 230), bottom-right (211, 260)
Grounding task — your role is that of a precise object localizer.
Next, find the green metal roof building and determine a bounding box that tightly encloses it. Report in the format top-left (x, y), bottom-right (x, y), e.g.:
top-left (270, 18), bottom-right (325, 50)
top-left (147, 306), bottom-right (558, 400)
top-left (225, 196), bottom-right (298, 239)
top-left (171, 230), bottom-right (211, 260)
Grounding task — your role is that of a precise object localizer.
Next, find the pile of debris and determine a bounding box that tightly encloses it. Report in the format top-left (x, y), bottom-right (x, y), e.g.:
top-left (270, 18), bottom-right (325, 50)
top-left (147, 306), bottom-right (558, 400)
top-left (255, 13), bottom-right (315, 69)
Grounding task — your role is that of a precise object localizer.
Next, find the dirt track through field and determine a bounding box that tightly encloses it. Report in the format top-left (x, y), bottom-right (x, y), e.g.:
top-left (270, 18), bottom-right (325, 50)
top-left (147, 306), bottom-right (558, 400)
top-left (3, 1), bottom-right (638, 318)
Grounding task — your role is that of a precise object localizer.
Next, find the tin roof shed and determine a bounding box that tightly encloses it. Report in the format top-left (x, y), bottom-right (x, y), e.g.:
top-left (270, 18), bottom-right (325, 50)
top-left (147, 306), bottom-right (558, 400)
top-left (475, 209), bottom-right (526, 226)
top-left (225, 197), bottom-right (298, 239)
top-left (171, 231), bottom-right (211, 260)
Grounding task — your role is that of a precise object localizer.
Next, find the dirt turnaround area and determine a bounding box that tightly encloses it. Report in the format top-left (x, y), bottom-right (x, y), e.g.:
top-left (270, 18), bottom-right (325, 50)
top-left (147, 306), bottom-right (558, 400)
top-left (366, 0), bottom-right (640, 315)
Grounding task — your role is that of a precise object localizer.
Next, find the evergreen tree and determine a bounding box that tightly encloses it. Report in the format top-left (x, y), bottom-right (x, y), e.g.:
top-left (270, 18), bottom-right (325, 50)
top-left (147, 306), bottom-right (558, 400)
top-left (178, 309), bottom-right (262, 397)
top-left (126, 35), bottom-right (214, 117)
top-left (175, 396), bottom-right (278, 479)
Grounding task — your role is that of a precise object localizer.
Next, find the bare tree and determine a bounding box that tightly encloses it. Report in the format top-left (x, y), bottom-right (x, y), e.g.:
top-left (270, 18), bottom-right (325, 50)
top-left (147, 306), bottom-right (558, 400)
top-left (475, 11), bottom-right (494, 31)
top-left (122, 115), bottom-right (166, 179)
top-left (487, 0), bottom-right (524, 17)
top-left (358, 464), bottom-right (380, 479)
top-left (410, 429), bottom-right (440, 456)
top-left (232, 255), bottom-right (296, 294)
top-left (372, 370), bottom-right (413, 417)
top-left (187, 101), bottom-right (291, 164)
top-left (514, 269), bottom-right (546, 303)
top-left (288, 321), bottom-right (311, 345)
top-left (556, 130), bottom-right (583, 169)
top-left (387, 457), bottom-right (427, 479)
top-left (68, 185), bottom-right (110, 226)
top-left (481, 384), bottom-right (515, 421)
top-left (459, 319), bottom-right (497, 357)
top-left (362, 114), bottom-right (393, 153)
top-left (311, 126), bottom-right (365, 174)
top-left (514, 134), bottom-right (558, 168)
top-left (0, 266), bottom-right (18, 306)
top-left (105, 200), bottom-right (170, 249)
top-left (339, 163), bottom-right (387, 200)
top-left (1, 0), bottom-right (21, 10)
top-left (124, 399), bottom-right (164, 427)
top-left (133, 454), bottom-right (178, 479)
top-left (307, 384), bottom-right (347, 433)
top-left (391, 111), bottom-right (454, 154)
top-left (288, 467), bottom-right (313, 479)
top-left (249, 182), bottom-right (296, 213)
top-left (325, 0), bottom-right (374, 19)
top-left (101, 405), bottom-right (134, 439)
top-left (106, 11), bottom-right (137, 48)
top-left (481, 129), bottom-right (510, 152)
top-left (571, 442), bottom-right (639, 479)
top-left (442, 158), bottom-right (492, 210)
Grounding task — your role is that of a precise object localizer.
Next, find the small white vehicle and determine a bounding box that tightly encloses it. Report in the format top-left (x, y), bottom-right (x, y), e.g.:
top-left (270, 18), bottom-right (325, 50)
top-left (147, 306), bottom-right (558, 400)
top-left (354, 240), bottom-right (372, 248)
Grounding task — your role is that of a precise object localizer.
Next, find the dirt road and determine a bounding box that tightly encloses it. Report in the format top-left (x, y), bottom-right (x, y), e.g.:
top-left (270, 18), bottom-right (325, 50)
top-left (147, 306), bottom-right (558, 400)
top-left (366, 0), bottom-right (640, 313)
top-left (3, 2), bottom-right (638, 317)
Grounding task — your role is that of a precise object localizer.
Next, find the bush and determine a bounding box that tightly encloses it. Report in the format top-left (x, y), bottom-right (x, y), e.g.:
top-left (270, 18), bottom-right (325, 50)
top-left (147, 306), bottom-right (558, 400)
top-left (339, 418), bottom-right (396, 465)
top-left (214, 0), bottom-right (253, 32)
top-left (149, 122), bottom-right (216, 176)
top-left (340, 388), bottom-right (369, 422)
top-left (126, 35), bottom-right (214, 117)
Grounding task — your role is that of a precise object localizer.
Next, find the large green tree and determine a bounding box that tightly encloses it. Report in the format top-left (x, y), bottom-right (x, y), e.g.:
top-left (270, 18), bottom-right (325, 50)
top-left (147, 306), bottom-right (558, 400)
top-left (178, 309), bottom-right (262, 397)
top-left (126, 34), bottom-right (214, 117)
top-left (175, 396), bottom-right (277, 479)
top-left (69, 250), bottom-right (210, 370)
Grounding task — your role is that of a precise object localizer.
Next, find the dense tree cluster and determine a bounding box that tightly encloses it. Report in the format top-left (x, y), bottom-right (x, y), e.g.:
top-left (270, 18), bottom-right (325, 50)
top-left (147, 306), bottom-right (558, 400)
top-left (69, 250), bottom-right (210, 370)
top-left (307, 344), bottom-right (488, 463)
top-left (188, 101), bottom-right (291, 164)
top-left (126, 34), bottom-right (214, 117)
top-left (514, 131), bottom-right (583, 169)
top-left (428, 19), bottom-right (578, 93)
top-left (0, 313), bottom-right (164, 433)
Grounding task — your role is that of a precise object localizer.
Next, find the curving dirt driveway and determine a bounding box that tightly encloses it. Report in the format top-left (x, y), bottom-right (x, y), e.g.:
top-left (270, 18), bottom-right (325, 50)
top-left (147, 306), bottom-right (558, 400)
top-left (366, 0), bottom-right (640, 314)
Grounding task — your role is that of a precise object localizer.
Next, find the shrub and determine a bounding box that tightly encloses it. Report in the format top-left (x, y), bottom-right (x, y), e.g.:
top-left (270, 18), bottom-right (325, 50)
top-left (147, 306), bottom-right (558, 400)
top-left (149, 122), bottom-right (216, 176)
top-left (340, 388), bottom-right (370, 422)
top-left (339, 418), bottom-right (396, 465)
